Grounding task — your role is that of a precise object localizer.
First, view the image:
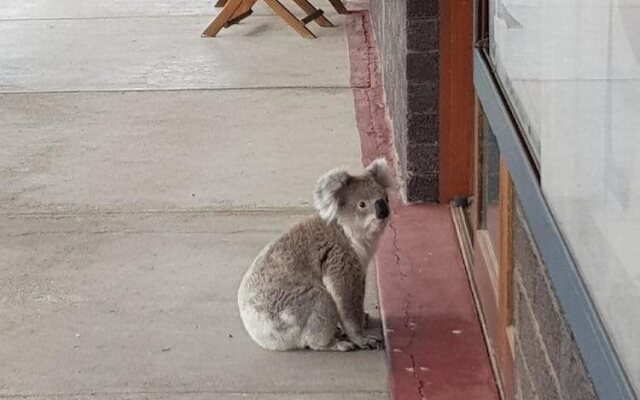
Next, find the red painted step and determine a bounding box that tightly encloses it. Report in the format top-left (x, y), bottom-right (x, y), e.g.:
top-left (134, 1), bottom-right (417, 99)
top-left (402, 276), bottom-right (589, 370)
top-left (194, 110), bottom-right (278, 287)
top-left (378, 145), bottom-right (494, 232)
top-left (346, 10), bottom-right (500, 400)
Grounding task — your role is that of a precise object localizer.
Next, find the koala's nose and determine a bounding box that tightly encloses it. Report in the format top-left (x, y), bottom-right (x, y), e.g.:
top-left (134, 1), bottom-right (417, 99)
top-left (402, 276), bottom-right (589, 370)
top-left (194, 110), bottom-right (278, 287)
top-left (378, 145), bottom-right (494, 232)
top-left (375, 199), bottom-right (389, 219)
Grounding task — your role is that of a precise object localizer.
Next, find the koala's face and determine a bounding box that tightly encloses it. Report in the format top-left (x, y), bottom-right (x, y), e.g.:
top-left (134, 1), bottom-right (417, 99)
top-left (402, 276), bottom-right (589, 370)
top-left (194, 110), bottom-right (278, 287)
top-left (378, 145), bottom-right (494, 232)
top-left (337, 176), bottom-right (390, 234)
top-left (313, 158), bottom-right (394, 238)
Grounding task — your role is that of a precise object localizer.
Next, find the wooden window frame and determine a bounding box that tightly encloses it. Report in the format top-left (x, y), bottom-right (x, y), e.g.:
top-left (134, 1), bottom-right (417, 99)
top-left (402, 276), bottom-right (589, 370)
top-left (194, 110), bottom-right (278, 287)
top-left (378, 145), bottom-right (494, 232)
top-left (444, 2), bottom-right (516, 395)
top-left (470, 111), bottom-right (515, 400)
top-left (453, 102), bottom-right (515, 400)
top-left (439, 0), bottom-right (474, 202)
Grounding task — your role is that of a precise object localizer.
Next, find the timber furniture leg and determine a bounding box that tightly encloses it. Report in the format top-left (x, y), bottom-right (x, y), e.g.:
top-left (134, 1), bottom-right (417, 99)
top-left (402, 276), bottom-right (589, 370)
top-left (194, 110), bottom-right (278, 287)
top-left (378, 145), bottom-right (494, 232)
top-left (233, 0), bottom-right (258, 16)
top-left (263, 0), bottom-right (316, 38)
top-left (202, 0), bottom-right (244, 37)
top-left (291, 0), bottom-right (333, 27)
top-left (225, 0), bottom-right (258, 26)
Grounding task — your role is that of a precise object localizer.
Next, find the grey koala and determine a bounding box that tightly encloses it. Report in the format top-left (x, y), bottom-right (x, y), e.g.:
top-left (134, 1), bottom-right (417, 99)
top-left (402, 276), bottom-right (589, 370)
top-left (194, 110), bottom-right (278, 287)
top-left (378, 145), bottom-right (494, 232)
top-left (238, 158), bottom-right (393, 351)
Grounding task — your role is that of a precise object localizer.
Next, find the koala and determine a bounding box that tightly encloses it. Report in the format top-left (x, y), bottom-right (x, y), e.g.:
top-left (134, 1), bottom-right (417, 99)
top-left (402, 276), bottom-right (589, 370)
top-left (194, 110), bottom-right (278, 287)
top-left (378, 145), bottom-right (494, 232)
top-left (237, 158), bottom-right (394, 351)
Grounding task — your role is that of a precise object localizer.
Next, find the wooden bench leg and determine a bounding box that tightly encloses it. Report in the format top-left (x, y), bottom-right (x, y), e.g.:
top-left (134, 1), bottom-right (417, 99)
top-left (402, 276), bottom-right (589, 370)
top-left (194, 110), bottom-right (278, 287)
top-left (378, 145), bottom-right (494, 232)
top-left (328, 0), bottom-right (348, 14)
top-left (229, 0), bottom-right (258, 19)
top-left (202, 0), bottom-right (244, 37)
top-left (263, 0), bottom-right (316, 38)
top-left (291, 0), bottom-right (333, 27)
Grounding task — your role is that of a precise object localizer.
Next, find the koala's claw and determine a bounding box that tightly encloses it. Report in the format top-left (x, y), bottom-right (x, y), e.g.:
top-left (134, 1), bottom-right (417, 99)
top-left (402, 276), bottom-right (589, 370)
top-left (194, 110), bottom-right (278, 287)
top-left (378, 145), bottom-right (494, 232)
top-left (354, 335), bottom-right (383, 350)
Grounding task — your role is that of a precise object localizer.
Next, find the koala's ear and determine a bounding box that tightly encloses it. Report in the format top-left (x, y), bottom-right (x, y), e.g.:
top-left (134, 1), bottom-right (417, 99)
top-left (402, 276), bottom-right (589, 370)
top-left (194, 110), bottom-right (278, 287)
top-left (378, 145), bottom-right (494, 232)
top-left (366, 158), bottom-right (394, 189)
top-left (314, 168), bottom-right (351, 222)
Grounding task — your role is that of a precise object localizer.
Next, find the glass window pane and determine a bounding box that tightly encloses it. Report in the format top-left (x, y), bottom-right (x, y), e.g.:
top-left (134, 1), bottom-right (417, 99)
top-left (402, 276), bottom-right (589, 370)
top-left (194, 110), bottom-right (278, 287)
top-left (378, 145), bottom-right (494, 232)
top-left (482, 113), bottom-right (501, 254)
top-left (489, 0), bottom-right (640, 390)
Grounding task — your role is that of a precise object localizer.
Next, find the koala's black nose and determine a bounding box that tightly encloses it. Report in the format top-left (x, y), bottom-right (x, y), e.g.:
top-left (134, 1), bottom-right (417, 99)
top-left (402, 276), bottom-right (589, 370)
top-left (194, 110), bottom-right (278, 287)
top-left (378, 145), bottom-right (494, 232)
top-left (375, 199), bottom-right (389, 219)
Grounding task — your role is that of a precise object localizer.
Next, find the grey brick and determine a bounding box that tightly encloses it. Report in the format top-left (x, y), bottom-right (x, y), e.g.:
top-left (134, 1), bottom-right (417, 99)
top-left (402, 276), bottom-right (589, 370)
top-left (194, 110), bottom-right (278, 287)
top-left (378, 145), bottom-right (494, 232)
top-left (407, 18), bottom-right (439, 52)
top-left (407, 142), bottom-right (438, 173)
top-left (559, 351), bottom-right (597, 400)
top-left (408, 82), bottom-right (439, 113)
top-left (407, 0), bottom-right (438, 18)
top-left (514, 204), bottom-right (566, 359)
top-left (371, 0), bottom-right (440, 203)
top-left (405, 172), bottom-right (439, 202)
top-left (514, 278), bottom-right (563, 400)
top-left (512, 195), bottom-right (598, 400)
top-left (407, 51), bottom-right (439, 83)
top-left (515, 331), bottom-right (539, 400)
top-left (407, 112), bottom-right (438, 144)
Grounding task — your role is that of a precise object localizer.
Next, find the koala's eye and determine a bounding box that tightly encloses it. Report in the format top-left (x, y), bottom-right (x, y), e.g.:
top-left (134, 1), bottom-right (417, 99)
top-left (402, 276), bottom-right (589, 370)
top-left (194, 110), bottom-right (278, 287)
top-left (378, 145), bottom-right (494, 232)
top-left (358, 201), bottom-right (366, 208)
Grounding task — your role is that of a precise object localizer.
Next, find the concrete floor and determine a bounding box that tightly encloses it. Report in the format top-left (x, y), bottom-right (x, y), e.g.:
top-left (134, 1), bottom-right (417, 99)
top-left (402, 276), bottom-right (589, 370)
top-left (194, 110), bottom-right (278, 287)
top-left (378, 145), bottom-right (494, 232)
top-left (0, 1), bottom-right (387, 398)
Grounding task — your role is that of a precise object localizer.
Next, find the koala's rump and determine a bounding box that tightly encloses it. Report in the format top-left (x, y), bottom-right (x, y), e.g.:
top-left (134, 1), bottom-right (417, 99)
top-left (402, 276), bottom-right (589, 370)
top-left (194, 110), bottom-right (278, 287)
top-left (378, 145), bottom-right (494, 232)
top-left (238, 219), bottom-right (334, 350)
top-left (238, 258), bottom-right (327, 350)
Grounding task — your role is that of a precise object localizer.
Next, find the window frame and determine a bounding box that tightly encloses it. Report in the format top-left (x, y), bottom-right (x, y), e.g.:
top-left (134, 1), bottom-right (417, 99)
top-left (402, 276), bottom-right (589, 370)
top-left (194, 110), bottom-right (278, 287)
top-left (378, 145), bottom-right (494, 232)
top-left (471, 105), bottom-right (515, 399)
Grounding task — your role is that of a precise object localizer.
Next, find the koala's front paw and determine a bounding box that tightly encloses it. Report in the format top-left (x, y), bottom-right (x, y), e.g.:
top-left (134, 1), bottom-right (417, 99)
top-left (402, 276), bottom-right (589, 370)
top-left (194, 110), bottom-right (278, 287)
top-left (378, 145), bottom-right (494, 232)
top-left (334, 327), bottom-right (348, 340)
top-left (353, 335), bottom-right (383, 350)
top-left (333, 340), bottom-right (358, 352)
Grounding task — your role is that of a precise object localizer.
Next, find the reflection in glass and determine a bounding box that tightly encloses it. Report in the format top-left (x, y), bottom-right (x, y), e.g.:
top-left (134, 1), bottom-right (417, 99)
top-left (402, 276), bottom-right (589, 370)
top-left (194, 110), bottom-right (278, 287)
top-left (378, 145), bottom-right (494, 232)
top-left (489, 0), bottom-right (640, 391)
top-left (482, 113), bottom-right (501, 255)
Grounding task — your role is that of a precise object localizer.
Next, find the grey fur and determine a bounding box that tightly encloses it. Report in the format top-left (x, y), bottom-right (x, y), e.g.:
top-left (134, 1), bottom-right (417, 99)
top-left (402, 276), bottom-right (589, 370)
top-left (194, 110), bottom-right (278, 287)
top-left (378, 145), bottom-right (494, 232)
top-left (238, 158), bottom-right (393, 351)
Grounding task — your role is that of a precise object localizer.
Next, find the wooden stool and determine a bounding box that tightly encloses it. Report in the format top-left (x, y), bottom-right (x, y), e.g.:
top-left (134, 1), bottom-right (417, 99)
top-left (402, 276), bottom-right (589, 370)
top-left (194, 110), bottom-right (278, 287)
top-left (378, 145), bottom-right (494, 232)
top-left (215, 0), bottom-right (348, 13)
top-left (203, 0), bottom-right (339, 39)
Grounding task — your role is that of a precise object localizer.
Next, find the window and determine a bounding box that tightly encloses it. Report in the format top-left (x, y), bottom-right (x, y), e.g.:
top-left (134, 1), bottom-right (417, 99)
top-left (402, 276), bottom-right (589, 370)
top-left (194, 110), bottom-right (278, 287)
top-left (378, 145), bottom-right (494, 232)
top-left (481, 112), bottom-right (501, 254)
top-left (487, 0), bottom-right (640, 391)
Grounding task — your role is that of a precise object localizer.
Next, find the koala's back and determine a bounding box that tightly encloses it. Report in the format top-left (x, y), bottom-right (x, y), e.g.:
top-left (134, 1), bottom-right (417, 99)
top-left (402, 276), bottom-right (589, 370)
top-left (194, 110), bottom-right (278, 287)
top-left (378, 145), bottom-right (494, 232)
top-left (238, 215), bottom-right (357, 350)
top-left (239, 215), bottom-right (346, 314)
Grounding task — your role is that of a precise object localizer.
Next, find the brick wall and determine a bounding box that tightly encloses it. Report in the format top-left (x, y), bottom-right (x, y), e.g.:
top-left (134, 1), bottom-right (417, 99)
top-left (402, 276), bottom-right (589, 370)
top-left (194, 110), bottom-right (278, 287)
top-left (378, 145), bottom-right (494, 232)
top-left (512, 195), bottom-right (598, 400)
top-left (370, 0), bottom-right (440, 202)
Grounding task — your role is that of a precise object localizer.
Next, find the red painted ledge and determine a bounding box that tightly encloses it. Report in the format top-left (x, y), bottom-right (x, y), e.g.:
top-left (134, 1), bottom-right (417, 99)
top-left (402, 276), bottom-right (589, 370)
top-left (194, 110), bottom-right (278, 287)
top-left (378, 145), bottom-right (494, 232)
top-left (346, 10), bottom-right (500, 400)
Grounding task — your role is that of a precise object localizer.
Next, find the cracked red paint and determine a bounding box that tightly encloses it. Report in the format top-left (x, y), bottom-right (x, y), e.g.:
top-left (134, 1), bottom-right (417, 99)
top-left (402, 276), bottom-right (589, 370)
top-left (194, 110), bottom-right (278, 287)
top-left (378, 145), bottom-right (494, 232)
top-left (346, 9), bottom-right (500, 400)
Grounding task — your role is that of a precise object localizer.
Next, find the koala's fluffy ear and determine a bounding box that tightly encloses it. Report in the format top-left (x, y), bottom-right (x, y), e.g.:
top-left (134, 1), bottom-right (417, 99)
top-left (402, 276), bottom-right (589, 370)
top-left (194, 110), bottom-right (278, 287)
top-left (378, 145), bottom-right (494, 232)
top-left (366, 158), bottom-right (395, 189)
top-left (314, 168), bottom-right (351, 222)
